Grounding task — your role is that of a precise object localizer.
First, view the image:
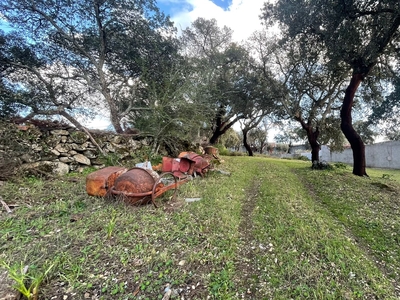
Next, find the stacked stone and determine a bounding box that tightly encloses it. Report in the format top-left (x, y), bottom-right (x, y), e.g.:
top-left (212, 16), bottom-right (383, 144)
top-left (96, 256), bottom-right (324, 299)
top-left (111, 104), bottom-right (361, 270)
top-left (2, 125), bottom-right (144, 176)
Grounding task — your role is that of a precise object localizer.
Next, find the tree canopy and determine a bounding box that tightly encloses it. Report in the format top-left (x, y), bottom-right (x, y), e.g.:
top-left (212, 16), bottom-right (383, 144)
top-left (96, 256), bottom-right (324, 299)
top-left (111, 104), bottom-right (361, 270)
top-left (0, 0), bottom-right (178, 132)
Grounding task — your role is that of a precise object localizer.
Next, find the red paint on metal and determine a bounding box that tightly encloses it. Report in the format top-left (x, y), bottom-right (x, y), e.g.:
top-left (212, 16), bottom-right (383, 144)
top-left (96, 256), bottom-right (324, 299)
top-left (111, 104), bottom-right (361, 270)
top-left (179, 152), bottom-right (211, 176)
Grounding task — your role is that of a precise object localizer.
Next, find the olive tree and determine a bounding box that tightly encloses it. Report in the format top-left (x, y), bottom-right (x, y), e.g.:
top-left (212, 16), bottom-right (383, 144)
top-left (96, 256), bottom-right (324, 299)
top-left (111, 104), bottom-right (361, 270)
top-left (181, 18), bottom-right (257, 144)
top-left (263, 0), bottom-right (400, 175)
top-left (250, 31), bottom-right (347, 162)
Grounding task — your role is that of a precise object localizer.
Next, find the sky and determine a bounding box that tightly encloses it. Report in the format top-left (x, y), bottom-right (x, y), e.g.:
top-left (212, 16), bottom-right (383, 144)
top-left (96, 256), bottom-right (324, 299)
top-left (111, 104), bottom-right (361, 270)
top-left (157, 0), bottom-right (268, 42)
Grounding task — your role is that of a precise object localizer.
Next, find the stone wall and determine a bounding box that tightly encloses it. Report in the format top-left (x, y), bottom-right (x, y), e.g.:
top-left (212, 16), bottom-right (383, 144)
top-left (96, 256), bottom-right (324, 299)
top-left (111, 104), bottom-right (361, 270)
top-left (320, 141), bottom-right (400, 170)
top-left (0, 121), bottom-right (149, 176)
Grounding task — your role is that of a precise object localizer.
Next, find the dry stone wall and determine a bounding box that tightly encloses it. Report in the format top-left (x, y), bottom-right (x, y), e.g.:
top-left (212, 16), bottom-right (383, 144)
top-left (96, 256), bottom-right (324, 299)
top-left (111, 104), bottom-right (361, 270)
top-left (0, 122), bottom-right (149, 176)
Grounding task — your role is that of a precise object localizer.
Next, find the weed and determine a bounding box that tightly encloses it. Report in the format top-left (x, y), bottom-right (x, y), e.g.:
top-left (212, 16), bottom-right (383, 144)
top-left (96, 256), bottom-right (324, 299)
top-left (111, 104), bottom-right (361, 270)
top-left (298, 155), bottom-right (310, 161)
top-left (382, 173), bottom-right (393, 180)
top-left (105, 209), bottom-right (118, 240)
top-left (209, 262), bottom-right (235, 297)
top-left (99, 153), bottom-right (121, 166)
top-left (1, 260), bottom-right (56, 300)
top-left (334, 162), bottom-right (348, 169)
top-left (312, 160), bottom-right (333, 169)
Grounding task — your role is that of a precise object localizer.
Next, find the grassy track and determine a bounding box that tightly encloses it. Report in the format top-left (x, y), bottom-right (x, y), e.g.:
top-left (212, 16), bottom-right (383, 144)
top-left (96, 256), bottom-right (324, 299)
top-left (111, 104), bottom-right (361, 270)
top-left (0, 156), bottom-right (399, 299)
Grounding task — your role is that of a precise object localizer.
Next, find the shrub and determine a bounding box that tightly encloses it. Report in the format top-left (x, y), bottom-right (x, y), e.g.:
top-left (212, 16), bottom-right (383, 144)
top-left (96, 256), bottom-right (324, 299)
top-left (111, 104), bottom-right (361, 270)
top-left (312, 161), bottom-right (333, 170)
top-left (229, 151), bottom-right (246, 156)
top-left (298, 155), bottom-right (310, 161)
top-left (334, 162), bottom-right (348, 169)
top-left (214, 144), bottom-right (230, 156)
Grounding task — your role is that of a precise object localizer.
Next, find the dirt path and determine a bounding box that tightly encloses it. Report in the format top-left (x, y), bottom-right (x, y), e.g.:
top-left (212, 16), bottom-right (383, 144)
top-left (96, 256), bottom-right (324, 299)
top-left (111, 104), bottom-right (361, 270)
top-left (233, 178), bottom-right (264, 299)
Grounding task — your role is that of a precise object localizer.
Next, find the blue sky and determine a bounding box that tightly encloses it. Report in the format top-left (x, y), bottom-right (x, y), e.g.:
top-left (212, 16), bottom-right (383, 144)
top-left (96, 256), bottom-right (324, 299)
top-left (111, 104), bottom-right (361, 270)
top-left (156, 0), bottom-right (268, 41)
top-left (159, 0), bottom-right (232, 15)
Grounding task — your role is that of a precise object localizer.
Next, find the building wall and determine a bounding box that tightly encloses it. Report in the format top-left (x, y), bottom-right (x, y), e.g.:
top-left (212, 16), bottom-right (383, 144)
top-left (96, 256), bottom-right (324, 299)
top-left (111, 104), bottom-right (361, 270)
top-left (320, 141), bottom-right (400, 169)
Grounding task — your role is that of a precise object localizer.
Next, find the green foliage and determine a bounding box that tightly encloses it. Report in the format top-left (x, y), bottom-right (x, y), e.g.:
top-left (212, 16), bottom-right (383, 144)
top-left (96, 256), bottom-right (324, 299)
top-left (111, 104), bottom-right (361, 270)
top-left (105, 210), bottom-right (118, 240)
top-left (227, 151), bottom-right (246, 156)
top-left (297, 155), bottom-right (310, 161)
top-left (369, 77), bottom-right (400, 141)
top-left (181, 18), bottom-right (277, 144)
top-left (1, 260), bottom-right (57, 300)
top-left (219, 128), bottom-right (240, 149)
top-left (214, 144), bottom-right (230, 156)
top-left (353, 121), bottom-right (376, 145)
top-left (275, 143), bottom-right (289, 153)
top-left (263, 0), bottom-right (400, 70)
top-left (263, 0), bottom-right (400, 175)
top-left (319, 116), bottom-right (346, 152)
top-left (130, 62), bottom-right (211, 154)
top-left (334, 162), bottom-right (348, 169)
top-left (209, 262), bottom-right (235, 297)
top-left (99, 153), bottom-right (121, 167)
top-left (381, 173), bottom-right (393, 180)
top-left (312, 160), bottom-right (333, 170)
top-left (0, 0), bottom-right (177, 132)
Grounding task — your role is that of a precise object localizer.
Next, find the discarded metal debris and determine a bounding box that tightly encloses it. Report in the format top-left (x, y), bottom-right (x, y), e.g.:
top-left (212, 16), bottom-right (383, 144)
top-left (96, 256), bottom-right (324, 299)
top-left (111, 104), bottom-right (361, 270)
top-left (86, 166), bottom-right (128, 197)
top-left (86, 166), bottom-right (185, 208)
top-left (86, 149), bottom-right (222, 207)
top-left (161, 156), bottom-right (195, 179)
top-left (185, 197), bottom-right (202, 203)
top-left (178, 152), bottom-right (212, 177)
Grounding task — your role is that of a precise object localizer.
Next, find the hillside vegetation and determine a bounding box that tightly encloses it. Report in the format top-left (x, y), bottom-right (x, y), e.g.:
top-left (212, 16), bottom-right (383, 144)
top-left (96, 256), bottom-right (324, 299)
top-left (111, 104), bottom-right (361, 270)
top-left (1, 157), bottom-right (400, 299)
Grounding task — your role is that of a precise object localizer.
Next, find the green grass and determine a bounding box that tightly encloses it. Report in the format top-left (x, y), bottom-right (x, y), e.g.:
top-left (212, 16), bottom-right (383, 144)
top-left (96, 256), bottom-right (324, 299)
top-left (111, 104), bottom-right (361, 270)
top-left (0, 157), bottom-right (399, 299)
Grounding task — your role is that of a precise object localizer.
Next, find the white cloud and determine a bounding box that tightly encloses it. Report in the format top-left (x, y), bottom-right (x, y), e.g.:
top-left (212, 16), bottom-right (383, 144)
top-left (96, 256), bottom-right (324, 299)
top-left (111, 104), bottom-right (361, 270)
top-left (169, 0), bottom-right (268, 42)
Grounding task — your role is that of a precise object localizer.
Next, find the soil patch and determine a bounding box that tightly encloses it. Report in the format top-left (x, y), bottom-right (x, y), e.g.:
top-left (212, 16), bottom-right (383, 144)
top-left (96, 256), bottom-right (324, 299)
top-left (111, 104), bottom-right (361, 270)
top-left (233, 179), bottom-right (263, 299)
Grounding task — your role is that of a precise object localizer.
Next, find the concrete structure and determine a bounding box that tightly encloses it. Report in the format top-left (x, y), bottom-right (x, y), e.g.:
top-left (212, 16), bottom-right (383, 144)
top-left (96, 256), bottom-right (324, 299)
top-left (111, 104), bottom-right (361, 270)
top-left (320, 141), bottom-right (400, 170)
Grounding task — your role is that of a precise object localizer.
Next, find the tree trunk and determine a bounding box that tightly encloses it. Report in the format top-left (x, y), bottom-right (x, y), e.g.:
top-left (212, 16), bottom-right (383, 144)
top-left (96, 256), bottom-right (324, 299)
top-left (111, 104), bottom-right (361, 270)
top-left (259, 141), bottom-right (266, 154)
top-left (340, 73), bottom-right (367, 176)
top-left (307, 128), bottom-right (320, 163)
top-left (242, 129), bottom-right (253, 156)
top-left (209, 121), bottom-right (236, 144)
top-left (295, 117), bottom-right (320, 163)
top-left (209, 128), bottom-right (222, 145)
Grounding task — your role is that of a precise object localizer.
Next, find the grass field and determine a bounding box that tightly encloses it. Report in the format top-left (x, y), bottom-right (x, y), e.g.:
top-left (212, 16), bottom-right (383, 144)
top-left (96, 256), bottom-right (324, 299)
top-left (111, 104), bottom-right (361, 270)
top-left (1, 156), bottom-right (399, 299)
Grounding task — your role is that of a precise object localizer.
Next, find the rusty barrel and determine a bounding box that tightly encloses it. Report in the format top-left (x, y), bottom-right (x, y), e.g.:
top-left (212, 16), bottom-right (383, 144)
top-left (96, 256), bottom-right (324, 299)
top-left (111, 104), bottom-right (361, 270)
top-left (86, 166), bottom-right (128, 197)
top-left (110, 167), bottom-right (160, 204)
top-left (204, 146), bottom-right (218, 156)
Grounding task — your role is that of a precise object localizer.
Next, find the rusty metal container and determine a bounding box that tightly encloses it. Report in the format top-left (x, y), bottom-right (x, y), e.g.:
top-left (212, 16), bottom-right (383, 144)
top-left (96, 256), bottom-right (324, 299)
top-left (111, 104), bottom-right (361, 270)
top-left (162, 156), bottom-right (194, 178)
top-left (110, 167), bottom-right (160, 204)
top-left (180, 152), bottom-right (211, 176)
top-left (86, 166), bottom-right (127, 196)
top-left (204, 146), bottom-right (218, 156)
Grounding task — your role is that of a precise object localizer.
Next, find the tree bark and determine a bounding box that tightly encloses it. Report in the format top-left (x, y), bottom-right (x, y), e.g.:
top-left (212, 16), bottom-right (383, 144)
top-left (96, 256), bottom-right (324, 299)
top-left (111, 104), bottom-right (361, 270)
top-left (209, 128), bottom-right (223, 145)
top-left (242, 129), bottom-right (254, 156)
top-left (209, 119), bottom-right (239, 144)
top-left (308, 128), bottom-right (320, 163)
top-left (340, 73), bottom-right (367, 176)
top-left (294, 117), bottom-right (320, 163)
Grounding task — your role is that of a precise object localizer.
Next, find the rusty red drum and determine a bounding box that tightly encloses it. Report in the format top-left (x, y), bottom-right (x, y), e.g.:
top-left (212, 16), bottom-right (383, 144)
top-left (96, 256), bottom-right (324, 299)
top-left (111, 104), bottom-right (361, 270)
top-left (111, 167), bottom-right (160, 204)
